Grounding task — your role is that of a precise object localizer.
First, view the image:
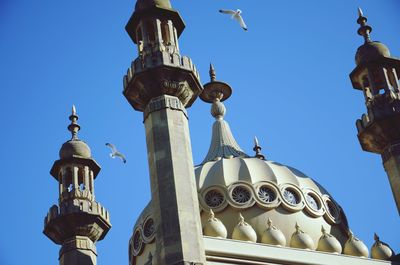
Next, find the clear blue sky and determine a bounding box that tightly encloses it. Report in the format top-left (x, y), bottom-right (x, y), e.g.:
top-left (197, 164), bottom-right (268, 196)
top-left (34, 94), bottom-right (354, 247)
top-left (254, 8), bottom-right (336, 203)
top-left (0, 0), bottom-right (399, 264)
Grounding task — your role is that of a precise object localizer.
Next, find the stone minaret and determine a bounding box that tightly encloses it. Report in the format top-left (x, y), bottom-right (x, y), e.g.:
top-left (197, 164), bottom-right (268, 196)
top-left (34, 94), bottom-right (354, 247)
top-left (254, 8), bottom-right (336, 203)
top-left (43, 106), bottom-right (111, 265)
top-left (350, 8), bottom-right (400, 214)
top-left (123, 1), bottom-right (205, 265)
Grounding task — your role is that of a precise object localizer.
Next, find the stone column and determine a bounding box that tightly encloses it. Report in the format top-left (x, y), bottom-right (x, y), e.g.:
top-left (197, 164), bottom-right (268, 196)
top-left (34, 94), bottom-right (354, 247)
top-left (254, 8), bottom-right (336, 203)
top-left (382, 143), bottom-right (400, 214)
top-left (59, 236), bottom-right (97, 265)
top-left (143, 95), bottom-right (206, 265)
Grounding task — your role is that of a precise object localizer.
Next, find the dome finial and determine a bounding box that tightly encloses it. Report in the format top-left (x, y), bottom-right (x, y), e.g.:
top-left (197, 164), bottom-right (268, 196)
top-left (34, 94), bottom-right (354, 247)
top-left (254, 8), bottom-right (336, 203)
top-left (253, 136), bottom-right (266, 160)
top-left (209, 63), bottom-right (216, 82)
top-left (68, 104), bottom-right (81, 140)
top-left (356, 7), bottom-right (372, 43)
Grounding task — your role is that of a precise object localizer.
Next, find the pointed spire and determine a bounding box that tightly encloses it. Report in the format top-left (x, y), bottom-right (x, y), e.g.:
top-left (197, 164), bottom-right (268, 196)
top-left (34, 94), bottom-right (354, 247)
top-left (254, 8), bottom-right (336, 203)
top-left (199, 64), bottom-right (249, 164)
top-left (67, 104), bottom-right (81, 140)
top-left (209, 63), bottom-right (216, 82)
top-left (356, 7), bottom-right (372, 43)
top-left (253, 136), bottom-right (266, 160)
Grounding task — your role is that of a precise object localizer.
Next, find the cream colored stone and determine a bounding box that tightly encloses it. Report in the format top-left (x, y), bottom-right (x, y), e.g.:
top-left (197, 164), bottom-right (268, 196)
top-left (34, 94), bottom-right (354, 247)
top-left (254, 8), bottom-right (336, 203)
top-left (203, 209), bottom-right (228, 239)
top-left (261, 218), bottom-right (286, 247)
top-left (317, 226), bottom-right (342, 254)
top-left (371, 233), bottom-right (393, 260)
top-left (290, 223), bottom-right (315, 250)
top-left (343, 231), bottom-right (369, 258)
top-left (232, 213), bottom-right (257, 242)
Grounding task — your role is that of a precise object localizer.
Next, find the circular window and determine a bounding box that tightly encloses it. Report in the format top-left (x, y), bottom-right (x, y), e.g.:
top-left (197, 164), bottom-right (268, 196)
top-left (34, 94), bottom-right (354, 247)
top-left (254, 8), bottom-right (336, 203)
top-left (258, 186), bottom-right (276, 203)
top-left (231, 186), bottom-right (251, 204)
top-left (132, 229), bottom-right (143, 255)
top-left (326, 200), bottom-right (338, 218)
top-left (306, 194), bottom-right (320, 211)
top-left (205, 189), bottom-right (225, 208)
top-left (143, 218), bottom-right (155, 239)
top-left (283, 188), bottom-right (299, 205)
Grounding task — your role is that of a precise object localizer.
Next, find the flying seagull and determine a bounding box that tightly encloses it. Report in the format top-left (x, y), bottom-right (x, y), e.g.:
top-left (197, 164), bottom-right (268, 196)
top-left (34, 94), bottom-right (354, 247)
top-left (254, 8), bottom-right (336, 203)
top-left (219, 9), bottom-right (247, 31)
top-left (105, 143), bottom-right (127, 163)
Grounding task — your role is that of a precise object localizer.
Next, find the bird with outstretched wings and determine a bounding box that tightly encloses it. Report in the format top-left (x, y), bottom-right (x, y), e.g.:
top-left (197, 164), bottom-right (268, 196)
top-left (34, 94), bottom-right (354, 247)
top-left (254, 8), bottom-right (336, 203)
top-left (219, 9), bottom-right (247, 31)
top-left (106, 143), bottom-right (127, 163)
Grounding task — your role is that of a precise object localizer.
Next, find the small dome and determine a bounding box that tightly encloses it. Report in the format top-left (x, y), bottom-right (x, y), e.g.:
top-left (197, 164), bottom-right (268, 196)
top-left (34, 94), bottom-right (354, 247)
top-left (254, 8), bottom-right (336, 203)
top-left (290, 223), bottom-right (315, 250)
top-left (59, 139), bottom-right (91, 159)
top-left (371, 233), bottom-right (393, 260)
top-left (203, 209), bottom-right (228, 238)
top-left (232, 214), bottom-right (257, 242)
top-left (135, 0), bottom-right (172, 11)
top-left (261, 218), bottom-right (286, 247)
top-left (316, 226), bottom-right (342, 254)
top-left (343, 231), bottom-right (369, 258)
top-left (355, 41), bottom-right (390, 65)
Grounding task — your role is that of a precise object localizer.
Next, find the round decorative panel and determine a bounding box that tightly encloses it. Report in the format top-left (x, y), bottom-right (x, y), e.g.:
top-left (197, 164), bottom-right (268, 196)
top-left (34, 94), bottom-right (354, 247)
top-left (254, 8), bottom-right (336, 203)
top-left (306, 194), bottom-right (319, 211)
top-left (205, 189), bottom-right (225, 208)
top-left (258, 186), bottom-right (276, 203)
top-left (283, 189), bottom-right (299, 205)
top-left (143, 218), bottom-right (155, 239)
top-left (231, 186), bottom-right (251, 204)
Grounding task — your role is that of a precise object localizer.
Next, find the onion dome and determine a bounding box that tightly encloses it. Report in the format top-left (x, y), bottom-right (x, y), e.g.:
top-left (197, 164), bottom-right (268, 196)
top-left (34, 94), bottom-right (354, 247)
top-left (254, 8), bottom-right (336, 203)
top-left (203, 209), bottom-right (228, 239)
top-left (289, 223), bottom-right (315, 250)
top-left (59, 105), bottom-right (92, 159)
top-left (371, 233), bottom-right (394, 260)
top-left (355, 8), bottom-right (391, 66)
top-left (261, 218), bottom-right (286, 246)
top-left (196, 64), bottom-right (350, 247)
top-left (135, 0), bottom-right (172, 11)
top-left (232, 213), bottom-right (257, 242)
top-left (316, 226), bottom-right (342, 254)
top-left (343, 231), bottom-right (369, 257)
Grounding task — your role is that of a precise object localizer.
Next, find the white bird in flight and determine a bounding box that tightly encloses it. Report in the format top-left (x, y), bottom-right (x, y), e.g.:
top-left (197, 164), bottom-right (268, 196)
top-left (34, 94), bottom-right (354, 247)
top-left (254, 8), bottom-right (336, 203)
top-left (219, 9), bottom-right (247, 31)
top-left (106, 143), bottom-right (127, 163)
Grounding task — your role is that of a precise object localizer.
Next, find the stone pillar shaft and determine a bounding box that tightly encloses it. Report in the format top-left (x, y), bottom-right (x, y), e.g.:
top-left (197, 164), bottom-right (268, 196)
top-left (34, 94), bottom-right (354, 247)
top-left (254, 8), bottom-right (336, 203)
top-left (59, 236), bottom-right (97, 265)
top-left (382, 143), bottom-right (400, 214)
top-left (143, 95), bottom-right (206, 265)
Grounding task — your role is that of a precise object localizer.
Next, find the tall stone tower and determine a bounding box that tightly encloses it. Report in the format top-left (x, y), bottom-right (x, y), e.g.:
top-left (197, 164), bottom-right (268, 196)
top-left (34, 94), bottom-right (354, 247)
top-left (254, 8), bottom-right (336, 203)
top-left (123, 0), bottom-right (206, 264)
top-left (43, 106), bottom-right (111, 265)
top-left (350, 9), bottom-right (400, 214)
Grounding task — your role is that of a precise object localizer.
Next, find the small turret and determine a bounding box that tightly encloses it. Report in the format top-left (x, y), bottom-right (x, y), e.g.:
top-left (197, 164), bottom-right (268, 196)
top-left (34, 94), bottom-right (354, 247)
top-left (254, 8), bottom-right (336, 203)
top-left (43, 106), bottom-right (111, 265)
top-left (349, 8), bottom-right (400, 214)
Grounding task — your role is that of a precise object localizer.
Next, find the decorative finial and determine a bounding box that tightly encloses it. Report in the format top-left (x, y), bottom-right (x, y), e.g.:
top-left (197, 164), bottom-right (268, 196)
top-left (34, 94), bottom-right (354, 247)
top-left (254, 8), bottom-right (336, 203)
top-left (209, 208), bottom-right (215, 220)
top-left (356, 7), bottom-right (372, 43)
top-left (68, 104), bottom-right (81, 140)
top-left (357, 7), bottom-right (363, 17)
top-left (209, 63), bottom-right (216, 82)
top-left (238, 213), bottom-right (245, 224)
top-left (295, 222), bottom-right (301, 232)
top-left (253, 136), bottom-right (266, 160)
top-left (374, 232), bottom-right (379, 242)
top-left (267, 217), bottom-right (272, 228)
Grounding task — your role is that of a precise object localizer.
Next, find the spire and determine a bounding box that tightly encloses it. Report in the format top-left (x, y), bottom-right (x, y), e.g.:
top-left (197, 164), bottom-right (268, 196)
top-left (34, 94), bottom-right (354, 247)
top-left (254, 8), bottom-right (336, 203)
top-left (67, 104), bottom-right (81, 140)
top-left (356, 7), bottom-right (372, 43)
top-left (199, 64), bottom-right (249, 164)
top-left (253, 136), bottom-right (265, 160)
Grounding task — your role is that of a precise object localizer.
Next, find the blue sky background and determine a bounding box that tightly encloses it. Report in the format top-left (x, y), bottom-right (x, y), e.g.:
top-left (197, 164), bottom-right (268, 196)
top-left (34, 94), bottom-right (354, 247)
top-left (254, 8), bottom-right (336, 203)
top-left (0, 0), bottom-right (399, 264)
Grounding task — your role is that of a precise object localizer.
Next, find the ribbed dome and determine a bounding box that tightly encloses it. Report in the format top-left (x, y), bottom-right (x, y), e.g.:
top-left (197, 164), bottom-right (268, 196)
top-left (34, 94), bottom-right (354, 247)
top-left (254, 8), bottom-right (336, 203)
top-left (261, 218), bottom-right (286, 246)
top-left (290, 223), bottom-right (315, 250)
top-left (59, 139), bottom-right (91, 159)
top-left (203, 209), bottom-right (228, 239)
top-left (135, 0), bottom-right (172, 11)
top-left (316, 226), bottom-right (342, 254)
top-left (343, 231), bottom-right (369, 258)
top-left (355, 41), bottom-right (390, 65)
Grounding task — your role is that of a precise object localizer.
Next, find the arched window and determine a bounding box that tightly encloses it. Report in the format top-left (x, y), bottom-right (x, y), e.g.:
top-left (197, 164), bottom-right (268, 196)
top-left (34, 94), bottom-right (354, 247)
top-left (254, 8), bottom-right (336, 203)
top-left (145, 20), bottom-right (155, 43)
top-left (161, 21), bottom-right (171, 45)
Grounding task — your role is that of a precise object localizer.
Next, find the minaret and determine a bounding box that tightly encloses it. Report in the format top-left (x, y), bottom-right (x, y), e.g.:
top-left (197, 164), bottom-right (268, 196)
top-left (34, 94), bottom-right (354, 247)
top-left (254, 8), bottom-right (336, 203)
top-left (43, 106), bottom-right (111, 265)
top-left (122, 1), bottom-right (205, 265)
top-left (349, 8), bottom-right (400, 214)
